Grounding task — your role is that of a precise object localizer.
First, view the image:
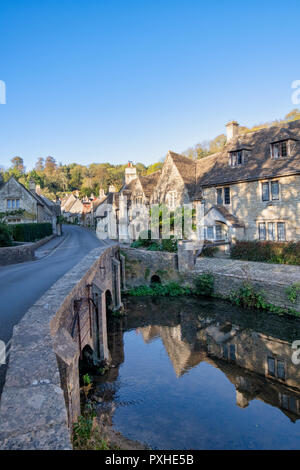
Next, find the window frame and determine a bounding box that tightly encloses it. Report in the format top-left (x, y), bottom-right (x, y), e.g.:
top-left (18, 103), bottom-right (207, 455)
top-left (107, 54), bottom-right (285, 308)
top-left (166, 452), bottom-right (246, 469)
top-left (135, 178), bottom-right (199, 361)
top-left (267, 356), bottom-right (286, 381)
top-left (258, 222), bottom-right (266, 240)
top-left (277, 222), bottom-right (286, 241)
top-left (271, 140), bottom-right (291, 159)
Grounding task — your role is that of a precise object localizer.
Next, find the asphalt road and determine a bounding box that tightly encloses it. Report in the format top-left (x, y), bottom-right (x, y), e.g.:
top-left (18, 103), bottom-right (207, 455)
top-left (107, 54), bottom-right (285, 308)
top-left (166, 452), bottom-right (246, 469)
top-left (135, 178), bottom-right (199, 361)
top-left (0, 225), bottom-right (104, 394)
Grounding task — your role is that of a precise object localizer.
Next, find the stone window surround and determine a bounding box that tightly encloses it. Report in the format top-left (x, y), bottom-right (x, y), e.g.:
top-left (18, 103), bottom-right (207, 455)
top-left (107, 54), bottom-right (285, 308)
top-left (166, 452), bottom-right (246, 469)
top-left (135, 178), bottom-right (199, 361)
top-left (6, 198), bottom-right (21, 209)
top-left (257, 220), bottom-right (286, 241)
top-left (261, 179), bottom-right (281, 202)
top-left (270, 139), bottom-right (297, 159)
top-left (216, 186), bottom-right (231, 206)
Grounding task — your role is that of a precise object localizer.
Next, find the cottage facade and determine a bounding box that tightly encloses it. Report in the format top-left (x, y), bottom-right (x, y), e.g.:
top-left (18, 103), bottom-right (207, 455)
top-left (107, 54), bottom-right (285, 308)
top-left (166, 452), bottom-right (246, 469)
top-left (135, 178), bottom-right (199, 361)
top-left (95, 119), bottom-right (300, 244)
top-left (0, 176), bottom-right (60, 234)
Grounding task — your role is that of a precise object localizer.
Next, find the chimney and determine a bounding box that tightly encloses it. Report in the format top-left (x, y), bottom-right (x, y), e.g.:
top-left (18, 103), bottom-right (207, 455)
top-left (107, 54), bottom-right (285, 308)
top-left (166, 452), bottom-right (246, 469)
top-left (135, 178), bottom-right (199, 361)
top-left (226, 121), bottom-right (239, 141)
top-left (36, 184), bottom-right (42, 195)
top-left (99, 188), bottom-right (106, 198)
top-left (125, 161), bottom-right (137, 185)
top-left (0, 171), bottom-right (3, 184)
top-left (28, 180), bottom-right (36, 193)
top-left (108, 184), bottom-right (116, 193)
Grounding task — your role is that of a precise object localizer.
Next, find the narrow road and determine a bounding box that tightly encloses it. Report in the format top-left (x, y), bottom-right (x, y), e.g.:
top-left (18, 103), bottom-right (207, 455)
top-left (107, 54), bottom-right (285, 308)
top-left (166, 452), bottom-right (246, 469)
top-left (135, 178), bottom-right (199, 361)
top-left (0, 225), bottom-right (105, 394)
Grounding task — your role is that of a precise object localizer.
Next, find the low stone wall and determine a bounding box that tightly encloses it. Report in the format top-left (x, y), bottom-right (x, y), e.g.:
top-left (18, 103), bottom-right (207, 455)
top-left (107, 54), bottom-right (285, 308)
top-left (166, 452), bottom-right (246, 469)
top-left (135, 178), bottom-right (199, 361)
top-left (122, 247), bottom-right (178, 287)
top-left (0, 234), bottom-right (55, 266)
top-left (0, 243), bottom-right (120, 450)
top-left (123, 247), bottom-right (300, 313)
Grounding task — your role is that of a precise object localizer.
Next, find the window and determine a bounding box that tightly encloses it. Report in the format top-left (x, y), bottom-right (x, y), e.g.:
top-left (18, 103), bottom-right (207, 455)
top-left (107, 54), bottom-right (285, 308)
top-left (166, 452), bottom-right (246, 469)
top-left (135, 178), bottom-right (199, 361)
top-left (6, 199), bottom-right (20, 209)
top-left (271, 181), bottom-right (279, 200)
top-left (215, 225), bottom-right (223, 241)
top-left (216, 187), bottom-right (230, 205)
top-left (280, 394), bottom-right (297, 413)
top-left (259, 222), bottom-right (266, 240)
top-left (207, 226), bottom-right (214, 240)
top-left (267, 356), bottom-right (285, 380)
top-left (229, 150), bottom-right (244, 167)
top-left (217, 188), bottom-right (223, 205)
top-left (262, 181), bottom-right (280, 202)
top-left (271, 141), bottom-right (290, 159)
top-left (277, 222), bottom-right (286, 241)
top-left (267, 357), bottom-right (275, 376)
top-left (268, 222), bottom-right (276, 241)
top-left (230, 344), bottom-right (236, 361)
top-left (262, 182), bottom-right (270, 201)
top-left (222, 344), bottom-right (228, 359)
top-left (222, 343), bottom-right (236, 362)
top-left (224, 187), bottom-right (230, 205)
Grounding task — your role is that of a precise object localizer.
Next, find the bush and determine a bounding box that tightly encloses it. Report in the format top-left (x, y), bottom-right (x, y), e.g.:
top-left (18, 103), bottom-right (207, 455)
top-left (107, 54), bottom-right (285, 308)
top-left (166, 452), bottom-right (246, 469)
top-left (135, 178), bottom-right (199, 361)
top-left (229, 283), bottom-right (265, 309)
top-left (131, 234), bottom-right (178, 252)
top-left (8, 223), bottom-right (52, 242)
top-left (194, 273), bottom-right (214, 297)
top-left (231, 241), bottom-right (300, 265)
top-left (127, 282), bottom-right (191, 297)
top-left (0, 223), bottom-right (13, 247)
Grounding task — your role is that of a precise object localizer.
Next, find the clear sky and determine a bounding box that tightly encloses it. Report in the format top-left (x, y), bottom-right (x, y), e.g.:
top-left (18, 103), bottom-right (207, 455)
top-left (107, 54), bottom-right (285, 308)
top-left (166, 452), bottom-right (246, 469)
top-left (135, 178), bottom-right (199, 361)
top-left (0, 0), bottom-right (299, 170)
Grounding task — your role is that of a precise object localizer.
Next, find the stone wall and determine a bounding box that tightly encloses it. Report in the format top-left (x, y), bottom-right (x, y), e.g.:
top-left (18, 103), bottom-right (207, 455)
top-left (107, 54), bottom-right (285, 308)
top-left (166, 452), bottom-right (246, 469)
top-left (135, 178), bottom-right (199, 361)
top-left (0, 234), bottom-right (55, 266)
top-left (123, 247), bottom-right (300, 313)
top-left (0, 243), bottom-right (121, 450)
top-left (122, 247), bottom-right (178, 287)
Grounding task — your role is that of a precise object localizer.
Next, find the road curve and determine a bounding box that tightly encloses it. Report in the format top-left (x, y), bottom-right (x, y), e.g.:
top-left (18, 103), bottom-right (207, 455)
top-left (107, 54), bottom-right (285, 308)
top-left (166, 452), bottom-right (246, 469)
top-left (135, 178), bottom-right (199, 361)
top-left (0, 225), bottom-right (105, 394)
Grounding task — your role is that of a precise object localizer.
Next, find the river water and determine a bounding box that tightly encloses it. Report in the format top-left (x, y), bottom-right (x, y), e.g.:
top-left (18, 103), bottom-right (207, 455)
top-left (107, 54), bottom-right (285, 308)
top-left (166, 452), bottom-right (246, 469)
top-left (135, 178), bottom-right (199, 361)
top-left (89, 296), bottom-right (300, 450)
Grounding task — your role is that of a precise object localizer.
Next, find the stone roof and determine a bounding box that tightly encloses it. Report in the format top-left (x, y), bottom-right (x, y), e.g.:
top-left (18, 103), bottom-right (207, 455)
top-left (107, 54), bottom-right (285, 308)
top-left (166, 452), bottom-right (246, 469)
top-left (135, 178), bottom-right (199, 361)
top-left (139, 171), bottom-right (161, 197)
top-left (168, 151), bottom-right (197, 196)
top-left (195, 119), bottom-right (300, 193)
top-left (206, 205), bottom-right (245, 228)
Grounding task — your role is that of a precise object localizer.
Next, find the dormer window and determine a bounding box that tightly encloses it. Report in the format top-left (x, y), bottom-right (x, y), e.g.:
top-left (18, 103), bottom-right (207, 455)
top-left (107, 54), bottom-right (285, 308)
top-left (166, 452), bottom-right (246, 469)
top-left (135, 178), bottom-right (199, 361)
top-left (271, 141), bottom-right (288, 159)
top-left (228, 149), bottom-right (249, 167)
top-left (270, 139), bottom-right (297, 159)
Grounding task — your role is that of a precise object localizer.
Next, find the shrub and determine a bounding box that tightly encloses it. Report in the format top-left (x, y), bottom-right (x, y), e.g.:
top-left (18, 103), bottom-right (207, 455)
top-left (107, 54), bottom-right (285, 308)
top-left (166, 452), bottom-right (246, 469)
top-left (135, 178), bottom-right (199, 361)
top-left (194, 273), bottom-right (214, 297)
top-left (231, 241), bottom-right (300, 265)
top-left (130, 233), bottom-right (178, 252)
top-left (127, 281), bottom-right (191, 297)
top-left (0, 223), bottom-right (13, 247)
top-left (9, 223), bottom-right (52, 242)
top-left (229, 283), bottom-right (265, 309)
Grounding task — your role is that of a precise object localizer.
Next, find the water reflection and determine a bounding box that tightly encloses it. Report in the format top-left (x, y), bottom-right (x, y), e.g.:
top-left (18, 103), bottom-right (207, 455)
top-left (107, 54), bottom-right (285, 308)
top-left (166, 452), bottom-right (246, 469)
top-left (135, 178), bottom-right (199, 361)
top-left (92, 297), bottom-right (300, 449)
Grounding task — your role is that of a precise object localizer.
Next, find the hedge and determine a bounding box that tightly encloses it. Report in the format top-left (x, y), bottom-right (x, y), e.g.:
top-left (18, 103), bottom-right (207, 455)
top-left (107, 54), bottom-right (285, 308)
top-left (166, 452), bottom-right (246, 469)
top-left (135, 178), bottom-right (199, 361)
top-left (231, 241), bottom-right (300, 265)
top-left (8, 223), bottom-right (53, 242)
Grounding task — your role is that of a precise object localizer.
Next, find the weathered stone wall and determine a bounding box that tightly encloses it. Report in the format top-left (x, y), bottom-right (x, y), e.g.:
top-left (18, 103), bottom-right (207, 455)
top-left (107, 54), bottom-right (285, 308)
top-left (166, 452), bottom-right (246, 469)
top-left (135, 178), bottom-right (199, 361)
top-left (202, 174), bottom-right (300, 241)
top-left (0, 234), bottom-right (56, 266)
top-left (0, 243), bottom-right (122, 450)
top-left (122, 247), bottom-right (179, 287)
top-left (123, 247), bottom-right (300, 313)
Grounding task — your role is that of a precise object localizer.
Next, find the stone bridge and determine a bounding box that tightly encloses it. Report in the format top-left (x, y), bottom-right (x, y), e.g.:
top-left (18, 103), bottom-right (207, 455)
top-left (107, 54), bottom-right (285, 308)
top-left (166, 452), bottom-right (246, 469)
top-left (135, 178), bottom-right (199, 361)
top-left (0, 243), bottom-right (125, 449)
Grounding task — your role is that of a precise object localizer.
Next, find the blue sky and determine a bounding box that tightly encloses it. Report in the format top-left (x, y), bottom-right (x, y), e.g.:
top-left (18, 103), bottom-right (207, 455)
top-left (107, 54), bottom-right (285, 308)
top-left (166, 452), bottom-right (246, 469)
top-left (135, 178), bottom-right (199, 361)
top-left (0, 0), bottom-right (299, 170)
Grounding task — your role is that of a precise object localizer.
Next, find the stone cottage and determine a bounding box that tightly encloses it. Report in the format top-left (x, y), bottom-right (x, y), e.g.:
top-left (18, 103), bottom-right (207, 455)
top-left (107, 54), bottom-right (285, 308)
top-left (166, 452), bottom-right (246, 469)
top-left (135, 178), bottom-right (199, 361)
top-left (95, 119), bottom-right (300, 244)
top-left (0, 176), bottom-right (61, 234)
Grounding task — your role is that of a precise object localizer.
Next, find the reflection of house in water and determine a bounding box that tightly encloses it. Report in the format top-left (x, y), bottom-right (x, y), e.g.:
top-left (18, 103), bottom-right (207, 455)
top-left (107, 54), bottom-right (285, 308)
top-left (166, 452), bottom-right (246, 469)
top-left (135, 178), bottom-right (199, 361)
top-left (137, 313), bottom-right (300, 423)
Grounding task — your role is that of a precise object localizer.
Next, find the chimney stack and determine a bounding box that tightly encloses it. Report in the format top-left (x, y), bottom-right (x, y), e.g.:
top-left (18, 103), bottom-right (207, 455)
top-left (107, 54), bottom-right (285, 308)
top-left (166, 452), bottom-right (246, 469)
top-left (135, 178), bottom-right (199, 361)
top-left (226, 121), bottom-right (239, 141)
top-left (28, 180), bottom-right (36, 193)
top-left (108, 184), bottom-right (116, 193)
top-left (0, 171), bottom-right (4, 185)
top-left (99, 188), bottom-right (106, 199)
top-left (125, 161), bottom-right (137, 185)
